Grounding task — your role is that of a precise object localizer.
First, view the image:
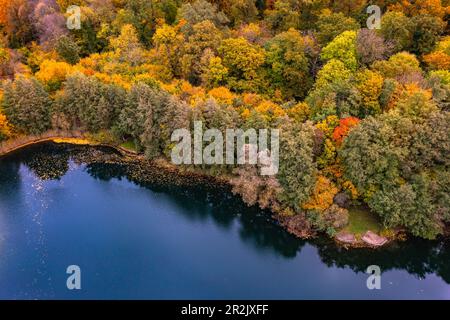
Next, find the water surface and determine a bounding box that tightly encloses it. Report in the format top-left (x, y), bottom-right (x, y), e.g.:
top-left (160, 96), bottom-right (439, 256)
top-left (0, 143), bottom-right (449, 299)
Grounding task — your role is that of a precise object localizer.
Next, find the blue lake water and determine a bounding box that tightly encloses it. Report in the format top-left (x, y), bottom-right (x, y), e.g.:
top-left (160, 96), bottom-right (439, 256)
top-left (0, 143), bottom-right (449, 299)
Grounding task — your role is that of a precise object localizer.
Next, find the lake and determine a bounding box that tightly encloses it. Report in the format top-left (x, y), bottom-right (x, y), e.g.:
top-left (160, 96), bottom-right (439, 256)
top-left (0, 142), bottom-right (449, 299)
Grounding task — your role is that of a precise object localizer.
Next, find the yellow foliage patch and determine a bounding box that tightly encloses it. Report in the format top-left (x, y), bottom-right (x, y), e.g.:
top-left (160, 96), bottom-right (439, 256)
top-left (302, 176), bottom-right (339, 212)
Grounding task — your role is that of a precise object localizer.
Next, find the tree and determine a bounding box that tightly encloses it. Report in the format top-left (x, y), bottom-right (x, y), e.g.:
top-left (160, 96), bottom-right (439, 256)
top-left (410, 14), bottom-right (445, 55)
top-left (332, 116), bottom-right (360, 146)
top-left (302, 175), bottom-right (338, 212)
top-left (427, 70), bottom-right (450, 110)
top-left (201, 54), bottom-right (229, 88)
top-left (315, 11), bottom-right (359, 45)
top-left (35, 59), bottom-right (74, 91)
top-left (356, 29), bottom-right (393, 66)
top-left (0, 0), bottom-right (11, 26)
top-left (110, 24), bottom-right (145, 66)
top-left (218, 37), bottom-right (266, 92)
top-left (118, 82), bottom-right (179, 157)
top-left (331, 0), bottom-right (367, 17)
top-left (151, 23), bottom-right (185, 80)
top-left (31, 0), bottom-right (67, 48)
top-left (69, 5), bottom-right (104, 55)
top-left (321, 30), bottom-right (358, 71)
top-left (277, 119), bottom-right (317, 212)
top-left (56, 35), bottom-right (81, 65)
top-left (111, 0), bottom-right (163, 46)
top-left (264, 0), bottom-right (301, 32)
top-left (2, 76), bottom-right (52, 134)
top-left (4, 0), bottom-right (35, 48)
top-left (57, 73), bottom-right (125, 131)
top-left (306, 59), bottom-right (353, 120)
top-left (181, 20), bottom-right (222, 84)
top-left (353, 69), bottom-right (384, 117)
top-left (228, 0), bottom-right (259, 25)
top-left (388, 0), bottom-right (449, 19)
top-left (265, 29), bottom-right (317, 99)
top-left (313, 59), bottom-right (352, 90)
top-left (340, 109), bottom-right (450, 239)
top-left (372, 52), bottom-right (422, 84)
top-left (379, 11), bottom-right (413, 53)
top-left (177, 0), bottom-right (229, 34)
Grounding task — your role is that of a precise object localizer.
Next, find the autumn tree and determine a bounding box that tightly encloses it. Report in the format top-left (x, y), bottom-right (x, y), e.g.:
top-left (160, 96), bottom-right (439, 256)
top-left (321, 30), bottom-right (358, 71)
top-left (265, 29), bottom-right (317, 99)
top-left (151, 23), bottom-right (184, 80)
top-left (31, 0), bottom-right (67, 49)
top-left (315, 10), bottom-right (359, 45)
top-left (110, 24), bottom-right (146, 66)
top-left (218, 37), bottom-right (266, 92)
top-left (372, 52), bottom-right (422, 84)
top-left (4, 0), bottom-right (35, 48)
top-left (181, 20), bottom-right (223, 84)
top-left (379, 11), bottom-right (413, 53)
top-left (228, 0), bottom-right (259, 25)
top-left (356, 29), bottom-right (393, 66)
top-left (0, 110), bottom-right (12, 141)
top-left (177, 0), bottom-right (229, 34)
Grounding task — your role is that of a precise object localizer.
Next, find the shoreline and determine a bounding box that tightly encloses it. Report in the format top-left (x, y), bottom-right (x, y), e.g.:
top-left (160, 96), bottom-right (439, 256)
top-left (0, 133), bottom-right (397, 249)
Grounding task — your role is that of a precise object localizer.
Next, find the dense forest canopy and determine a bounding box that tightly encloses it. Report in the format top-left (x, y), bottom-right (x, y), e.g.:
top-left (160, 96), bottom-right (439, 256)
top-left (0, 0), bottom-right (449, 240)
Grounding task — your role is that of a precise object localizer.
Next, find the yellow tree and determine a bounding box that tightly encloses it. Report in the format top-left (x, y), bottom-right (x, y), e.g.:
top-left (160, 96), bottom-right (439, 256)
top-left (0, 109), bottom-right (12, 140)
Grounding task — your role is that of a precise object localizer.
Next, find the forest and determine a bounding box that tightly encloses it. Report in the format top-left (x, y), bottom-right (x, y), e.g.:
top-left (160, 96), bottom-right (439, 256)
top-left (0, 0), bottom-right (449, 241)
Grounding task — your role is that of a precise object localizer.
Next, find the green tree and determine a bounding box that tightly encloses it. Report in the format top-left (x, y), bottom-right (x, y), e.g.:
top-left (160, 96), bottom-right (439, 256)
top-left (379, 11), bottom-right (413, 53)
top-left (410, 15), bottom-right (446, 55)
top-left (340, 109), bottom-right (450, 239)
top-left (315, 11), bottom-right (359, 45)
top-left (57, 73), bottom-right (125, 132)
top-left (56, 35), bottom-right (80, 65)
top-left (2, 77), bottom-right (52, 134)
top-left (265, 28), bottom-right (317, 99)
top-left (277, 119), bottom-right (317, 212)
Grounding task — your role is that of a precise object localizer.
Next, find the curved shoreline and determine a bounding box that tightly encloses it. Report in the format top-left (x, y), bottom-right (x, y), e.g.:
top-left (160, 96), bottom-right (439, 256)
top-left (0, 133), bottom-right (394, 249)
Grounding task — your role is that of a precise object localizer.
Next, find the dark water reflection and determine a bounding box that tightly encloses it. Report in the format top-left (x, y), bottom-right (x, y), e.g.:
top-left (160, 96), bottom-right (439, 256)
top-left (0, 143), bottom-right (449, 299)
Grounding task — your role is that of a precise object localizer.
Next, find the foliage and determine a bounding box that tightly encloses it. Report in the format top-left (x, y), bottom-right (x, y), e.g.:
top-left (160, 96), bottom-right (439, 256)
top-left (218, 37), bottom-right (266, 92)
top-left (265, 29), bottom-right (317, 99)
top-left (0, 110), bottom-right (12, 141)
top-left (321, 31), bottom-right (358, 71)
top-left (56, 36), bottom-right (81, 65)
top-left (0, 0), bottom-right (448, 241)
top-left (2, 76), bottom-right (51, 134)
top-left (315, 11), bottom-right (359, 45)
top-left (56, 72), bottom-right (126, 132)
top-left (277, 119), bottom-right (317, 212)
top-left (340, 110), bottom-right (450, 239)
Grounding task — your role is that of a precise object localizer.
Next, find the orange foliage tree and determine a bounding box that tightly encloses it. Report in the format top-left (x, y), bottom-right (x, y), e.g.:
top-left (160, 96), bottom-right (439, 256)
top-left (302, 175), bottom-right (339, 212)
top-left (0, 0), bottom-right (12, 26)
top-left (332, 116), bottom-right (360, 146)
